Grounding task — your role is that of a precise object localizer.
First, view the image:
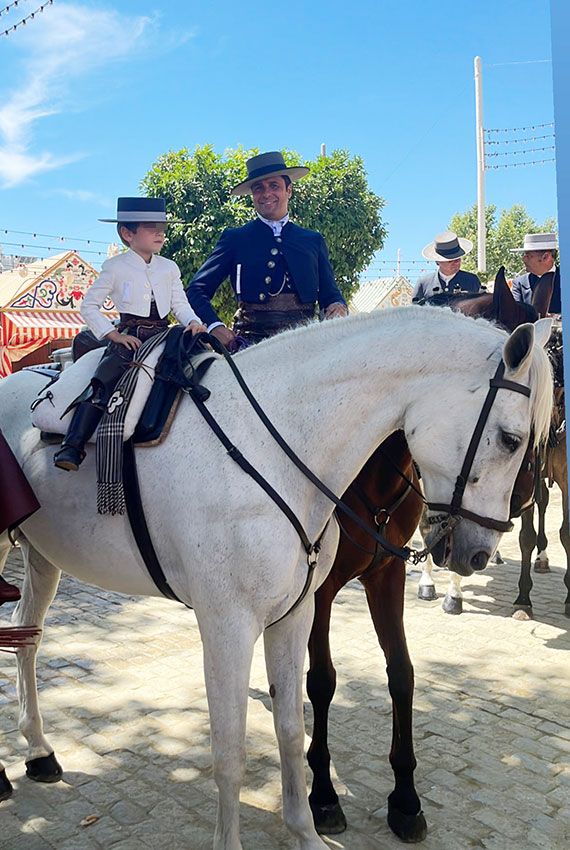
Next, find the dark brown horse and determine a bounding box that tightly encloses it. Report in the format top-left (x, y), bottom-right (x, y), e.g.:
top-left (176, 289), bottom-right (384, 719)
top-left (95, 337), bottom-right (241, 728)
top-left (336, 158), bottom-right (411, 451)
top-left (515, 271), bottom-right (569, 618)
top-left (306, 270), bottom-right (540, 840)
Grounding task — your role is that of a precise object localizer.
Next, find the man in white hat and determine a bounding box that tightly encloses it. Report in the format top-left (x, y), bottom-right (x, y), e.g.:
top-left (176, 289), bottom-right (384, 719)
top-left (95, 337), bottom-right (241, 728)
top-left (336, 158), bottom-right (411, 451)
top-left (412, 231), bottom-right (481, 301)
top-left (510, 233), bottom-right (561, 313)
top-left (187, 151), bottom-right (347, 346)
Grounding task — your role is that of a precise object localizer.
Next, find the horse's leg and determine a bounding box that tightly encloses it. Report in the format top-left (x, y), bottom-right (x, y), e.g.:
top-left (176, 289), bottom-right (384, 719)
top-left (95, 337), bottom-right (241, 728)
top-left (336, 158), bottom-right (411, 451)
top-left (0, 536), bottom-right (16, 799)
top-left (264, 599), bottom-right (328, 850)
top-left (306, 575), bottom-right (347, 834)
top-left (13, 537), bottom-right (63, 781)
top-left (534, 477), bottom-right (550, 573)
top-left (417, 554), bottom-right (437, 601)
top-left (442, 572), bottom-right (464, 615)
top-left (200, 614), bottom-right (257, 850)
top-left (514, 506), bottom-right (536, 619)
top-left (361, 559), bottom-right (427, 843)
top-left (557, 469), bottom-right (570, 617)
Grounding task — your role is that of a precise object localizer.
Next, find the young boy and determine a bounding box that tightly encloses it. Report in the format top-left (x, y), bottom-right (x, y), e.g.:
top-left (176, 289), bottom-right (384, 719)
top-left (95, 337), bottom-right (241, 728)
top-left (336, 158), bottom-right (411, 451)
top-left (54, 197), bottom-right (206, 471)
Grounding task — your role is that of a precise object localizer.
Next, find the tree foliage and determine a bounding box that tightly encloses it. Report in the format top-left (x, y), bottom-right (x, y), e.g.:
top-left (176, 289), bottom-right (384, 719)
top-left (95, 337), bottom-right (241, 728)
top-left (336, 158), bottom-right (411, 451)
top-left (449, 203), bottom-right (557, 280)
top-left (141, 145), bottom-right (386, 323)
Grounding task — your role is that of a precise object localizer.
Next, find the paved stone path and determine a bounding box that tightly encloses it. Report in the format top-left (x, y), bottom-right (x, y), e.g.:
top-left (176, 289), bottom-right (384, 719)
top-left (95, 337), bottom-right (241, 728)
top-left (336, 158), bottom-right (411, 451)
top-left (1, 487), bottom-right (568, 850)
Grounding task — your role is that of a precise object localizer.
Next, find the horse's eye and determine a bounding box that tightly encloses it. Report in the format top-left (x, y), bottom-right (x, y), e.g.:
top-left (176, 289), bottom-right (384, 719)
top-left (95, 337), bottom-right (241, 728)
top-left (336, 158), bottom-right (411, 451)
top-left (501, 430), bottom-right (521, 453)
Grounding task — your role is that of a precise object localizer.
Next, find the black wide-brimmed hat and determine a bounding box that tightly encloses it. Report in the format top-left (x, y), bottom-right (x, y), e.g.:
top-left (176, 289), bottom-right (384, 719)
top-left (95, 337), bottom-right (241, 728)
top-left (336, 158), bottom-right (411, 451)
top-left (99, 197), bottom-right (184, 224)
top-left (231, 151), bottom-right (310, 196)
top-left (422, 231), bottom-right (474, 262)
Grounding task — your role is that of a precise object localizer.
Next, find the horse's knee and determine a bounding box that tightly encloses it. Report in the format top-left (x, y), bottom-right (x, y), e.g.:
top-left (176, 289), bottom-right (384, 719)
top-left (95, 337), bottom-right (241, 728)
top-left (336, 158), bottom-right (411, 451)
top-left (212, 745), bottom-right (246, 790)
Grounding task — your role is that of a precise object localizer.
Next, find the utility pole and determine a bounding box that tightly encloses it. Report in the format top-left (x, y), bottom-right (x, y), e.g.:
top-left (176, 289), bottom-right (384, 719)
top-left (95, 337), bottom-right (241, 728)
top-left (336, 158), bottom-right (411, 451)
top-left (474, 56), bottom-right (486, 274)
top-left (320, 143), bottom-right (327, 158)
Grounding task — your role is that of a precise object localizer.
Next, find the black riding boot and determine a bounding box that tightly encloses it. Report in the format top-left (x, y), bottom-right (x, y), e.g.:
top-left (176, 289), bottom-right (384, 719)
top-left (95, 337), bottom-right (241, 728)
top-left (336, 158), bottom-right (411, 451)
top-left (53, 402), bottom-right (104, 471)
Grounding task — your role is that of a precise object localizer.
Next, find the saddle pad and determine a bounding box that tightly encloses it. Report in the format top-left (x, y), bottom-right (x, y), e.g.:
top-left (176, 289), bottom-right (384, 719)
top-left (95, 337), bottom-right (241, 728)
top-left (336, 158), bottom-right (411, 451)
top-left (31, 344), bottom-right (165, 444)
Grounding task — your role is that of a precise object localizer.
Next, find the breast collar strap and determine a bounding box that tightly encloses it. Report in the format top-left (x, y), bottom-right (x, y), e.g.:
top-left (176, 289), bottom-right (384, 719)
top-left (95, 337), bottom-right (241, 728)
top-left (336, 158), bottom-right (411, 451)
top-left (427, 360), bottom-right (532, 533)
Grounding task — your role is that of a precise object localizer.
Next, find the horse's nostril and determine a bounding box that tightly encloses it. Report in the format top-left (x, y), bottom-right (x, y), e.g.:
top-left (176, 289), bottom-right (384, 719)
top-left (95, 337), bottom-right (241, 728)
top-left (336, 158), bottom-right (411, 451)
top-left (471, 551), bottom-right (489, 571)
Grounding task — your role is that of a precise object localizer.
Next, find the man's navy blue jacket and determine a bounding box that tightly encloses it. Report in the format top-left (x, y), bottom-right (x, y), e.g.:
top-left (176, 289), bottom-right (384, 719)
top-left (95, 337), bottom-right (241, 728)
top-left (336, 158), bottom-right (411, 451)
top-left (187, 218), bottom-right (346, 327)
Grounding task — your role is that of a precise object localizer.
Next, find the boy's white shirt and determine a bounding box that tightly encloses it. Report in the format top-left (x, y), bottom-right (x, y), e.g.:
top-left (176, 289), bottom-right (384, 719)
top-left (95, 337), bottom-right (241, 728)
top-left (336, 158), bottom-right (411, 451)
top-left (81, 248), bottom-right (200, 340)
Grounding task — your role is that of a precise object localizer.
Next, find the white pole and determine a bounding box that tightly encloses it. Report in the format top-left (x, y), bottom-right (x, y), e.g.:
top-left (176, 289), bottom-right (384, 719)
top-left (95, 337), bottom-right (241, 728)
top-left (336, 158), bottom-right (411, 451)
top-left (397, 248), bottom-right (401, 277)
top-left (474, 56), bottom-right (486, 274)
top-left (320, 143), bottom-right (327, 158)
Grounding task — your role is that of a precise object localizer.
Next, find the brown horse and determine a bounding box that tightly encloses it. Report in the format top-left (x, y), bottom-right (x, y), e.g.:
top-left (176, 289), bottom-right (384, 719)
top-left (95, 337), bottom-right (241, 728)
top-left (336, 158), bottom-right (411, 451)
top-left (306, 269), bottom-right (541, 840)
top-left (515, 271), bottom-right (569, 618)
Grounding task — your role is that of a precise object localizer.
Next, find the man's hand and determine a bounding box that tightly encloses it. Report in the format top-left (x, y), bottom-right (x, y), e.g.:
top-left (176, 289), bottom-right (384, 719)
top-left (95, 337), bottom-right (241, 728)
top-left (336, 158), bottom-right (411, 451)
top-left (210, 325), bottom-right (237, 347)
top-left (324, 302), bottom-right (349, 319)
top-left (105, 330), bottom-right (141, 350)
top-left (184, 320), bottom-right (208, 335)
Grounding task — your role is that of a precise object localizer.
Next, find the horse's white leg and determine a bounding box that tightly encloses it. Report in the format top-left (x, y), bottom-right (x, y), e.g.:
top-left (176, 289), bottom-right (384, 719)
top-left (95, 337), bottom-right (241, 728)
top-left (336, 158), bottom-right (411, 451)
top-left (13, 537), bottom-right (63, 782)
top-left (264, 599), bottom-right (328, 850)
top-left (200, 613), bottom-right (257, 850)
top-left (417, 554), bottom-right (437, 601)
top-left (442, 572), bottom-right (463, 615)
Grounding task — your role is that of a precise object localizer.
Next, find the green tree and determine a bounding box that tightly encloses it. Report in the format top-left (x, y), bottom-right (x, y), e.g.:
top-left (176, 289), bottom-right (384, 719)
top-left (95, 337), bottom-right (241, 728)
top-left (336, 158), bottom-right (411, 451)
top-left (449, 203), bottom-right (557, 280)
top-left (141, 145), bottom-right (386, 323)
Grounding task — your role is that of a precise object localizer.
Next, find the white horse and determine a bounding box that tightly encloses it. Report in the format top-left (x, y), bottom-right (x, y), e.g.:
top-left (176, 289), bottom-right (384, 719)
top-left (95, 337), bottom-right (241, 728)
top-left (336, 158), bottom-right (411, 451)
top-left (0, 308), bottom-right (552, 850)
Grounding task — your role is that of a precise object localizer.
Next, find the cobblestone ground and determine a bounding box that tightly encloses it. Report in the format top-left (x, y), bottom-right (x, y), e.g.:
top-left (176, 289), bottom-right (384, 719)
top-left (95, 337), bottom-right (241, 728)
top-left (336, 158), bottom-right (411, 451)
top-left (0, 487), bottom-right (568, 850)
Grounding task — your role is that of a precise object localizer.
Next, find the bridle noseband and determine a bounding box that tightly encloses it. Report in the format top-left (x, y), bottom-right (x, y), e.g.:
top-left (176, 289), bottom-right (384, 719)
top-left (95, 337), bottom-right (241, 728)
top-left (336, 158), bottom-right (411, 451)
top-left (427, 360), bottom-right (531, 534)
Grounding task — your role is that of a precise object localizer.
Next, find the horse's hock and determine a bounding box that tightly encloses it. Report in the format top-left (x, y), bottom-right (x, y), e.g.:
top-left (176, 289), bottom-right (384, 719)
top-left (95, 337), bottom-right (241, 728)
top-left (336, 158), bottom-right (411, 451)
top-left (0, 486), bottom-right (568, 849)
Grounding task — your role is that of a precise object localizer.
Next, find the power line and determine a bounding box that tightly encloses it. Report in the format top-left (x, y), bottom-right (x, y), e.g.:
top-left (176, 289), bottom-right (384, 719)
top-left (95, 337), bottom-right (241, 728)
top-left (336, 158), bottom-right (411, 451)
top-left (484, 133), bottom-right (554, 145)
top-left (486, 145), bottom-right (556, 158)
top-left (1, 0), bottom-right (53, 37)
top-left (0, 240), bottom-right (108, 257)
top-left (0, 0), bottom-right (27, 16)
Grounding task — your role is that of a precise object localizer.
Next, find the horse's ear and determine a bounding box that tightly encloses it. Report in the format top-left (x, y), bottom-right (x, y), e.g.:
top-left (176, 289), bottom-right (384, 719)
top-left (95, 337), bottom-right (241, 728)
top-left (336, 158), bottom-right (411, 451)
top-left (492, 266), bottom-right (518, 331)
top-left (503, 323), bottom-right (534, 376)
top-left (531, 271), bottom-right (554, 317)
top-left (533, 317), bottom-right (553, 349)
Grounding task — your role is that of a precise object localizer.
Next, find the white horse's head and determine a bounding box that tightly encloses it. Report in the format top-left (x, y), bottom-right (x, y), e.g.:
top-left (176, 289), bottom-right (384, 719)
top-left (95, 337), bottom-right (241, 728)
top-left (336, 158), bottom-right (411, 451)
top-left (404, 318), bottom-right (553, 575)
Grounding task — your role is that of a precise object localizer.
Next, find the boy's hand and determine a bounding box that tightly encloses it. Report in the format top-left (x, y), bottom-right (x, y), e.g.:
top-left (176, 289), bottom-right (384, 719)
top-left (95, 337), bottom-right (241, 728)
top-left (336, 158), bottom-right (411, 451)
top-left (106, 330), bottom-right (141, 350)
top-left (184, 320), bottom-right (208, 335)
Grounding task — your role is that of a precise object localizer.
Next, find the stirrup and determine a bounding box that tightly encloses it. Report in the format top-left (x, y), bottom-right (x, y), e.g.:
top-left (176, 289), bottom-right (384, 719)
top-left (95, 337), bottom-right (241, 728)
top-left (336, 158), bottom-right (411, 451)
top-left (53, 445), bottom-right (86, 472)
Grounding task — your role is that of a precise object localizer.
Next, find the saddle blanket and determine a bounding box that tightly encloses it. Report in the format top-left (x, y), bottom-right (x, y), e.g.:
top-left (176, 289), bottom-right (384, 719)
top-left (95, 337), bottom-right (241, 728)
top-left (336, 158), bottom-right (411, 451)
top-left (31, 343), bottom-right (166, 444)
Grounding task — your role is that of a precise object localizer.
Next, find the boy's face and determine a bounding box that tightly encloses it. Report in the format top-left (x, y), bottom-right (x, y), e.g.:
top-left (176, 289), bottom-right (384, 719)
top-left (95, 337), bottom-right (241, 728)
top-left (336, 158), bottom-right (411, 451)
top-left (121, 222), bottom-right (166, 258)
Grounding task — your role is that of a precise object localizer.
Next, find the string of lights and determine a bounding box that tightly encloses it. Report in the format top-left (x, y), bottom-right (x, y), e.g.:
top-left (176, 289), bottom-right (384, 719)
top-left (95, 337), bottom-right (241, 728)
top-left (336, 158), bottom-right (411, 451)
top-left (486, 145), bottom-right (556, 158)
top-left (484, 133), bottom-right (554, 145)
top-left (486, 157), bottom-right (556, 170)
top-left (1, 0), bottom-right (52, 37)
top-left (1, 227), bottom-right (109, 246)
top-left (0, 240), bottom-right (108, 257)
top-left (0, 0), bottom-right (26, 16)
top-left (484, 122), bottom-right (554, 133)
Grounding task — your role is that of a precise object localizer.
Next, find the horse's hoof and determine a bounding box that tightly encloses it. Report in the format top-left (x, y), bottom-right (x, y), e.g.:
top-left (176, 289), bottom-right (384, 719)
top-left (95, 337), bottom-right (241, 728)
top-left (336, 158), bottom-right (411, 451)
top-left (310, 801), bottom-right (347, 835)
top-left (25, 753), bottom-right (63, 783)
top-left (533, 560), bottom-right (550, 574)
top-left (417, 585), bottom-right (437, 601)
top-left (0, 768), bottom-right (13, 802)
top-left (387, 802), bottom-right (428, 843)
top-left (442, 594), bottom-right (462, 615)
top-left (512, 607), bottom-right (533, 621)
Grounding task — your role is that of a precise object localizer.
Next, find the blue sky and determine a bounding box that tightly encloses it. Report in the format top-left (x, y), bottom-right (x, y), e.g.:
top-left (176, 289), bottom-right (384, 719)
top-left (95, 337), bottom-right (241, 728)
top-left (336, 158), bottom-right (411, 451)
top-left (0, 0), bottom-right (558, 281)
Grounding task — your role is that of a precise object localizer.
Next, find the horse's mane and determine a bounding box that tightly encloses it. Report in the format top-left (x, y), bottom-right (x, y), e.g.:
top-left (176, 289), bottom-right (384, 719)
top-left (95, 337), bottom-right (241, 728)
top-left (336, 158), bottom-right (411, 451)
top-left (237, 306), bottom-right (553, 446)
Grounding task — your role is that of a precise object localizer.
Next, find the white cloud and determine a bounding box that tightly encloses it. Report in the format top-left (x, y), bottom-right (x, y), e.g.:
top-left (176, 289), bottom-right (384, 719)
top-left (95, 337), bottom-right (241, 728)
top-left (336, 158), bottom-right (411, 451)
top-left (0, 3), bottom-right (155, 188)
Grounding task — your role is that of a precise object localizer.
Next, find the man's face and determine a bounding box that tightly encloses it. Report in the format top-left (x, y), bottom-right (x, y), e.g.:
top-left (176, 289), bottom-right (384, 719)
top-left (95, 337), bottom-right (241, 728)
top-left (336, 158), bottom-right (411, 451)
top-left (522, 250), bottom-right (553, 276)
top-left (251, 176), bottom-right (292, 220)
top-left (437, 258), bottom-right (462, 276)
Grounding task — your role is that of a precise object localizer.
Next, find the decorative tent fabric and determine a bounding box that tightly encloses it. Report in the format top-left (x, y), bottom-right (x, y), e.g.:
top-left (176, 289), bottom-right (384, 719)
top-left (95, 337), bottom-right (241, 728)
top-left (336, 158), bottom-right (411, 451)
top-left (0, 310), bottom-right (85, 376)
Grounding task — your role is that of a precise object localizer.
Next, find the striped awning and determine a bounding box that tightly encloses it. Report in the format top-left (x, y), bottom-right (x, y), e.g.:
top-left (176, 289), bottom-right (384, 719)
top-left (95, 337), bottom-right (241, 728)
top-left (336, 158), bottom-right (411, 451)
top-left (1, 310), bottom-right (85, 345)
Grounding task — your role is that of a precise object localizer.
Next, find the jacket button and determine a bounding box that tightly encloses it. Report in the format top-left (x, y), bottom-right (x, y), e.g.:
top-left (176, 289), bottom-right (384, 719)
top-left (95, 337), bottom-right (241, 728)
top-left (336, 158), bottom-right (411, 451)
top-left (267, 260), bottom-right (275, 268)
top-left (259, 293), bottom-right (266, 301)
top-left (275, 237), bottom-right (282, 243)
top-left (264, 276), bottom-right (272, 284)
top-left (270, 247), bottom-right (279, 255)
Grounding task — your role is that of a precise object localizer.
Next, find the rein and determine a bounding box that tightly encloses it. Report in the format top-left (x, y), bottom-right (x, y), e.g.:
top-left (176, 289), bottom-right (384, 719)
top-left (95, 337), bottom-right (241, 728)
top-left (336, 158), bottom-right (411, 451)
top-left (187, 336), bottom-right (532, 566)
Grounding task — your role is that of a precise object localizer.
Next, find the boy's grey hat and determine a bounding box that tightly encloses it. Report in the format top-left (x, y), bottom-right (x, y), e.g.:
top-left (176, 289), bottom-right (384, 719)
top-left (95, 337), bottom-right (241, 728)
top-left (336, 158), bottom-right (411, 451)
top-left (99, 197), bottom-right (184, 224)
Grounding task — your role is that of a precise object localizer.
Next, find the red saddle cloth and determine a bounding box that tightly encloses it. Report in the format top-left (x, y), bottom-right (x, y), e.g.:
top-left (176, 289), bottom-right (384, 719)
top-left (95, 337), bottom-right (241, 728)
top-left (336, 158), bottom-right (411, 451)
top-left (0, 430), bottom-right (40, 535)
